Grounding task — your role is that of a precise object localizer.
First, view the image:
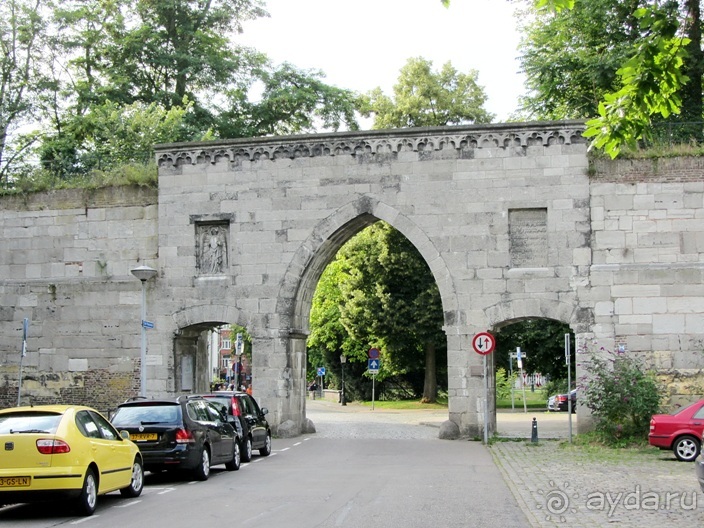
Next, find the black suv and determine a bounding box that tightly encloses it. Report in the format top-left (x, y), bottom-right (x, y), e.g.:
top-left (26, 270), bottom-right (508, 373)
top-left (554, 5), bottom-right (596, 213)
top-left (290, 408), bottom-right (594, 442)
top-left (200, 391), bottom-right (271, 462)
top-left (110, 395), bottom-right (241, 480)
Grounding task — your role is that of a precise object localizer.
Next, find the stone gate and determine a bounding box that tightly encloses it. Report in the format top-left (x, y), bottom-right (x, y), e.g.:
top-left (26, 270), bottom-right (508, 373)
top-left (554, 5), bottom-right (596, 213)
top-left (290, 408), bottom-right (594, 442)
top-left (1, 120), bottom-right (703, 437)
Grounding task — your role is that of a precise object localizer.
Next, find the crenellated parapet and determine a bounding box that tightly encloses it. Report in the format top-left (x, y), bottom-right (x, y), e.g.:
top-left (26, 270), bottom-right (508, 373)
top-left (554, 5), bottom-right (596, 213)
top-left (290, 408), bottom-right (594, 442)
top-left (155, 120), bottom-right (586, 167)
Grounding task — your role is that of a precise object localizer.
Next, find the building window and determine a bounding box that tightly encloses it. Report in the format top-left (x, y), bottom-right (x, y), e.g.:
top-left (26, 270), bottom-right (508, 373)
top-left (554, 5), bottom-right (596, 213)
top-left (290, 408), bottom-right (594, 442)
top-left (221, 339), bottom-right (231, 350)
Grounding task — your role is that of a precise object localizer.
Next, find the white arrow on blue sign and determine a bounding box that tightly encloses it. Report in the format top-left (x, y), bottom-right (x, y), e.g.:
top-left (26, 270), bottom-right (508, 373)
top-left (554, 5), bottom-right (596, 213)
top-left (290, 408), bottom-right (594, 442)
top-left (317, 367), bottom-right (326, 376)
top-left (142, 320), bottom-right (155, 329)
top-left (368, 359), bottom-right (380, 371)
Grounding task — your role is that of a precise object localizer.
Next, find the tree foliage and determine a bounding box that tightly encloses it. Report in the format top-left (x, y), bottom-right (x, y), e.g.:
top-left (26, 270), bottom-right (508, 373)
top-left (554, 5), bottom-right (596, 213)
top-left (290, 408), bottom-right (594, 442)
top-left (580, 346), bottom-right (661, 443)
top-left (307, 222), bottom-right (446, 402)
top-left (494, 319), bottom-right (575, 384)
top-left (2, 0), bottom-right (361, 185)
top-left (359, 57), bottom-right (493, 129)
top-left (0, 0), bottom-right (51, 186)
top-left (516, 0), bottom-right (701, 158)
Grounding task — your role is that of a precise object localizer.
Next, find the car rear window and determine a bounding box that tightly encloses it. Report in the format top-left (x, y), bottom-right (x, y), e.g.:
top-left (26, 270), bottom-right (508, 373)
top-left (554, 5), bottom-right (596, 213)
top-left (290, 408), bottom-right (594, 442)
top-left (0, 412), bottom-right (62, 434)
top-left (203, 396), bottom-right (231, 412)
top-left (111, 404), bottom-right (181, 426)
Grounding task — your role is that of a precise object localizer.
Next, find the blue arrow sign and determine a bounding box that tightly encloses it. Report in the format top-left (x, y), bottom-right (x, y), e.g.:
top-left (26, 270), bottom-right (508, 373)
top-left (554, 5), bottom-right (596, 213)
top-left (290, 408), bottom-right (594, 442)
top-left (317, 367), bottom-right (326, 376)
top-left (368, 359), bottom-right (380, 371)
top-left (142, 320), bottom-right (155, 329)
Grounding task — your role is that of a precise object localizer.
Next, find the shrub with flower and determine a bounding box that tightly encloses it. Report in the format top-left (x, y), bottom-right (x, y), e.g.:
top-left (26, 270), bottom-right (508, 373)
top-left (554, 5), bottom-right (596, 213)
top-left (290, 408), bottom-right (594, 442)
top-left (579, 346), bottom-right (661, 444)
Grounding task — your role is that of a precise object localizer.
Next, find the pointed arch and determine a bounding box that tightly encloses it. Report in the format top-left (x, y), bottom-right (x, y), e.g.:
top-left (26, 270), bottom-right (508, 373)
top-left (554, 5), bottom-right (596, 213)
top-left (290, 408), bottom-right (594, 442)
top-left (275, 196), bottom-right (459, 335)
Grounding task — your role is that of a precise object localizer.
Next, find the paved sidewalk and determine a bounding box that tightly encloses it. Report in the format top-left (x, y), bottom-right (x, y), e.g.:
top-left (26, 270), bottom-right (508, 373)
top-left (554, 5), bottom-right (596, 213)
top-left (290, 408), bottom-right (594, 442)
top-left (490, 440), bottom-right (704, 527)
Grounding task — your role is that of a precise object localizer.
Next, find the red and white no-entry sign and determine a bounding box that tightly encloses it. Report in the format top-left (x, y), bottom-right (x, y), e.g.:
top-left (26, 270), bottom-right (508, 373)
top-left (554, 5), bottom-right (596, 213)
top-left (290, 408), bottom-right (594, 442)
top-left (472, 332), bottom-right (495, 355)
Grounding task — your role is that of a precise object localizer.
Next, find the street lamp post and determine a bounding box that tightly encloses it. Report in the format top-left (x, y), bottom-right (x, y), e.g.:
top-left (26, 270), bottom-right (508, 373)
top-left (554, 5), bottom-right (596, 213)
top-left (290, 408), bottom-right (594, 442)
top-left (130, 265), bottom-right (158, 398)
top-left (340, 354), bottom-right (347, 406)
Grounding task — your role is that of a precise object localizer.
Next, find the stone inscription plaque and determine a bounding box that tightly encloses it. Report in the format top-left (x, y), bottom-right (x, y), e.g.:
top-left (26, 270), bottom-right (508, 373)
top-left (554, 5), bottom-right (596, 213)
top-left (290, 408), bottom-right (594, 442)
top-left (509, 209), bottom-right (547, 268)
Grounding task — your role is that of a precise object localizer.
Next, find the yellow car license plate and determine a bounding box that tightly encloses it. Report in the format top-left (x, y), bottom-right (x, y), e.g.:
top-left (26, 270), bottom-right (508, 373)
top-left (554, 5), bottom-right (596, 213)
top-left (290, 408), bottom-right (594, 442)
top-left (0, 476), bottom-right (31, 487)
top-left (130, 433), bottom-right (158, 442)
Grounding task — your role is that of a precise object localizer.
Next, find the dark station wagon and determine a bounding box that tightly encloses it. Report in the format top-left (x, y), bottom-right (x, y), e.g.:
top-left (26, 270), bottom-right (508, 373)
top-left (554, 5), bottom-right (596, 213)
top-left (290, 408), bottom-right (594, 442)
top-left (110, 396), bottom-right (241, 480)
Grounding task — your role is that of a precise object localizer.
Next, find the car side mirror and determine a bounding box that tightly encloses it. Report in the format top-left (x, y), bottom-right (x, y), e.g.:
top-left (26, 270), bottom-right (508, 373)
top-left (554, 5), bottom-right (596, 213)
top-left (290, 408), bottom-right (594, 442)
top-left (261, 407), bottom-right (268, 416)
top-left (120, 430), bottom-right (130, 440)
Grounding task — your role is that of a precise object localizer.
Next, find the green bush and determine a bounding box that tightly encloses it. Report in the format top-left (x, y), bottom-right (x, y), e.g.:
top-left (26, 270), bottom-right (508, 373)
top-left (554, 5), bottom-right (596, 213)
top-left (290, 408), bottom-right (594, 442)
top-left (495, 367), bottom-right (515, 400)
top-left (580, 346), bottom-right (661, 444)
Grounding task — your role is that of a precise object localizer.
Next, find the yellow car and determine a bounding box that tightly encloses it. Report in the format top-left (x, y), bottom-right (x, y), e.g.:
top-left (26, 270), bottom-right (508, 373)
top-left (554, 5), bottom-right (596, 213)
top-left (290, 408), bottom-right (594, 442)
top-left (0, 404), bottom-right (144, 516)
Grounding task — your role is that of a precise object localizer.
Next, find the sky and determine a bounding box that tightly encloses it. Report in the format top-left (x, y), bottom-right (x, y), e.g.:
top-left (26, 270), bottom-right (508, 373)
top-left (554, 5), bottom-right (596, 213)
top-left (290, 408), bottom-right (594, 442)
top-left (238, 0), bottom-right (527, 124)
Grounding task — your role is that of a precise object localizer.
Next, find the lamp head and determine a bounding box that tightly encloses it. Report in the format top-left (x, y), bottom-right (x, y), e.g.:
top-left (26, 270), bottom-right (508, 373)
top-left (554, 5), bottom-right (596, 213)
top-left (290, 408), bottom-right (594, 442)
top-left (130, 265), bottom-right (158, 282)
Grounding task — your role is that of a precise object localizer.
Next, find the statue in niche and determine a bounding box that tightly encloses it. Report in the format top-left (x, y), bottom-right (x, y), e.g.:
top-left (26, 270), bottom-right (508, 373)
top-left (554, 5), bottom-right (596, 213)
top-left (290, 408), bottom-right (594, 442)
top-left (200, 225), bottom-right (227, 274)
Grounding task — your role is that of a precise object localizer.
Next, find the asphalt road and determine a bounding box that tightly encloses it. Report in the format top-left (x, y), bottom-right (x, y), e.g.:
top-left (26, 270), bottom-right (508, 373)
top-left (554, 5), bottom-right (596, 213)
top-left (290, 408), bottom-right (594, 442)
top-left (0, 399), bottom-right (530, 528)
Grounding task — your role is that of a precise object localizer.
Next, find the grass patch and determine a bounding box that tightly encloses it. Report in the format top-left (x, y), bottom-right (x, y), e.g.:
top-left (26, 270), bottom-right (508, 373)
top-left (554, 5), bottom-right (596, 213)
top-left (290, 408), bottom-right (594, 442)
top-left (497, 388), bottom-right (548, 409)
top-left (356, 398), bottom-right (448, 410)
top-left (554, 432), bottom-right (662, 462)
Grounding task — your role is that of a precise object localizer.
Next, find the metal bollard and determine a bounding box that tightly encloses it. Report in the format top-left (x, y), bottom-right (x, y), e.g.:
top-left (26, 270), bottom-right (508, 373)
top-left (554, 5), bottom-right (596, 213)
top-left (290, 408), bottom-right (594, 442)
top-left (531, 417), bottom-right (539, 443)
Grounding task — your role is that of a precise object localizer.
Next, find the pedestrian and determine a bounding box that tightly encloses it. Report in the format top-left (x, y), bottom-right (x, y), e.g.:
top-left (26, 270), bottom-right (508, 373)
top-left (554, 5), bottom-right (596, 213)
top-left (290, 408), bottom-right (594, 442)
top-left (246, 384), bottom-right (253, 396)
top-left (308, 381), bottom-right (318, 399)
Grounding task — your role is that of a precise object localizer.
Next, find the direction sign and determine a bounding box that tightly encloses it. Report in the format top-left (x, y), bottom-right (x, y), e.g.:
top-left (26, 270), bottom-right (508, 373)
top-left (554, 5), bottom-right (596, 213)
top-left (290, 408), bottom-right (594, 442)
top-left (317, 367), bottom-right (326, 377)
top-left (142, 320), bottom-right (155, 329)
top-left (368, 347), bottom-right (380, 359)
top-left (472, 332), bottom-right (495, 355)
top-left (368, 359), bottom-right (380, 372)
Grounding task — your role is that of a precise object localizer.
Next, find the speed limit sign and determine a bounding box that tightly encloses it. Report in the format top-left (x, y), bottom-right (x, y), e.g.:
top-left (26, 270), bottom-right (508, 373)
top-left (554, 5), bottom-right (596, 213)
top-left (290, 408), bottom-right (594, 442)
top-left (472, 332), bottom-right (495, 355)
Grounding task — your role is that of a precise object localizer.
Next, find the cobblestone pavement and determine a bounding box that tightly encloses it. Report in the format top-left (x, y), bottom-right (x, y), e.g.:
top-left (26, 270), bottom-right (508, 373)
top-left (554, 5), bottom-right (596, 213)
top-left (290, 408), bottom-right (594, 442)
top-left (307, 400), bottom-right (704, 527)
top-left (491, 440), bottom-right (704, 528)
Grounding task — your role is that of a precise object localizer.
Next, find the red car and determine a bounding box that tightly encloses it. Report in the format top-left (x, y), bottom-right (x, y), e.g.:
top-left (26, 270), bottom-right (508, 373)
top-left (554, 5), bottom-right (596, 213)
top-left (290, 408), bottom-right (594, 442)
top-left (649, 400), bottom-right (704, 461)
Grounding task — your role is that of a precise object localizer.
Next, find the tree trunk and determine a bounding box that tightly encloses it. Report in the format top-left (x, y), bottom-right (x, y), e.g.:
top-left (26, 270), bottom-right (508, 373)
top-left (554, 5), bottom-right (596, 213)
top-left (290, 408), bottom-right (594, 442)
top-left (421, 342), bottom-right (437, 403)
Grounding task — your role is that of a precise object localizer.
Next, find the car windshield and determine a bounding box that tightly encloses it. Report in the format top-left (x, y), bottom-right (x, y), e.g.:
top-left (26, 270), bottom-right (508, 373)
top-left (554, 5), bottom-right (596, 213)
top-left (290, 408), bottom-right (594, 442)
top-left (0, 412), bottom-right (62, 434)
top-left (111, 404), bottom-right (181, 426)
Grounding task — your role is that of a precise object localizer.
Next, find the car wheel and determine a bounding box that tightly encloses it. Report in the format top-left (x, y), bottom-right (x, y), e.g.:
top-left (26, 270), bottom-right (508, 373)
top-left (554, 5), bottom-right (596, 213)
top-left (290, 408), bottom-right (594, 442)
top-left (193, 447), bottom-right (211, 481)
top-left (120, 459), bottom-right (144, 498)
top-left (75, 468), bottom-right (98, 516)
top-left (241, 436), bottom-right (253, 462)
top-left (259, 432), bottom-right (271, 456)
top-left (673, 435), bottom-right (700, 462)
top-left (225, 439), bottom-right (241, 471)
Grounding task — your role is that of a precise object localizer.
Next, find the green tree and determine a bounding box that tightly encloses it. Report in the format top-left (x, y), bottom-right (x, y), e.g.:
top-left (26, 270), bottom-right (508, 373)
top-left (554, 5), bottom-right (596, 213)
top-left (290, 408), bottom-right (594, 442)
top-left (360, 57), bottom-right (493, 129)
top-left (494, 319), bottom-right (575, 385)
top-left (517, 0), bottom-right (646, 120)
top-left (215, 62), bottom-right (360, 138)
top-left (5, 0), bottom-right (361, 182)
top-left (444, 0), bottom-right (700, 158)
top-left (0, 0), bottom-right (51, 187)
top-left (307, 222), bottom-right (446, 402)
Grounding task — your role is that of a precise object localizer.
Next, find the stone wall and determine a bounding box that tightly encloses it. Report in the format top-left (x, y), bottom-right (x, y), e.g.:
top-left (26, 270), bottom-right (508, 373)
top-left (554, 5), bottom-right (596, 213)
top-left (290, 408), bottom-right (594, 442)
top-left (0, 122), bottom-right (702, 434)
top-left (589, 157), bottom-right (704, 408)
top-left (0, 186), bottom-right (158, 414)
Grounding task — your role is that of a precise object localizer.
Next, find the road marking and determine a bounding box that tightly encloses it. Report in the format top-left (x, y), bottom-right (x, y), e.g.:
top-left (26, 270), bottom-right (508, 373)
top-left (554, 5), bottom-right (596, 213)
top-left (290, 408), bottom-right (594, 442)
top-left (71, 515), bottom-right (99, 525)
top-left (115, 500), bottom-right (142, 508)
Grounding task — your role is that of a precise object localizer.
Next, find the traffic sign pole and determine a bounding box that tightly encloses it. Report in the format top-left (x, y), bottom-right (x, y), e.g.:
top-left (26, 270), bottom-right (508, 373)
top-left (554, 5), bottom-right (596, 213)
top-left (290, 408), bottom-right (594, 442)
top-left (483, 354), bottom-right (488, 445)
top-left (472, 332), bottom-right (495, 445)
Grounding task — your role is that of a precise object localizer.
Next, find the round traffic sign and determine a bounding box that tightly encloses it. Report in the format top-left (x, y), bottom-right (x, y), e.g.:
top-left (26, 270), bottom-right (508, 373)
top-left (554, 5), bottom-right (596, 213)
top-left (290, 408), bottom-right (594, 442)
top-left (472, 332), bottom-right (495, 355)
top-left (368, 347), bottom-right (380, 359)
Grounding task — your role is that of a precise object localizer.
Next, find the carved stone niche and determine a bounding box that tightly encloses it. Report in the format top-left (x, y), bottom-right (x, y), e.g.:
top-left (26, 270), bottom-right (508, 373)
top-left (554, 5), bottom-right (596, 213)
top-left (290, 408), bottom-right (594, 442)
top-left (190, 214), bottom-right (233, 275)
